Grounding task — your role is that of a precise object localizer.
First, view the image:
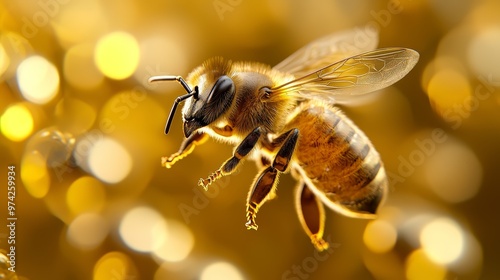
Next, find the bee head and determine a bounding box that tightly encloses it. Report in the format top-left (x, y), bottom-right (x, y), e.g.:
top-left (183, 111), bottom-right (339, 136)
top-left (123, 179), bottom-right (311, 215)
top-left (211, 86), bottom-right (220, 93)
top-left (181, 75), bottom-right (235, 137)
top-left (149, 74), bottom-right (235, 138)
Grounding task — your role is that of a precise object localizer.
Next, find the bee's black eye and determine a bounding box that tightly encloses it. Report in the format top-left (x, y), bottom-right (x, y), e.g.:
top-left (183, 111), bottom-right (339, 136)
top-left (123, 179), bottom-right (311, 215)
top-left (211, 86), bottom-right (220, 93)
top-left (206, 75), bottom-right (234, 104)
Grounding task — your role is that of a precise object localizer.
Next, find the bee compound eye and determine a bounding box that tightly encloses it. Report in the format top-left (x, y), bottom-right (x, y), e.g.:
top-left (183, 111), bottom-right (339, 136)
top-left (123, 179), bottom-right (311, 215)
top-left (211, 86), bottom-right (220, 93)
top-left (206, 75), bottom-right (235, 104)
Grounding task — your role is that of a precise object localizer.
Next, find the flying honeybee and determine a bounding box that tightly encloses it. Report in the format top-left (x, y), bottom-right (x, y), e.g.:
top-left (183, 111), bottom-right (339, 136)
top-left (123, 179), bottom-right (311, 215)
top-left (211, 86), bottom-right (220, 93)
top-left (150, 28), bottom-right (419, 251)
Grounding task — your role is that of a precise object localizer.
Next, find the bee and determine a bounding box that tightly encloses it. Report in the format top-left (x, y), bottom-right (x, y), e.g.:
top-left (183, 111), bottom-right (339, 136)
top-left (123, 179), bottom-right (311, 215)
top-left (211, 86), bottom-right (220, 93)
top-left (150, 28), bottom-right (419, 251)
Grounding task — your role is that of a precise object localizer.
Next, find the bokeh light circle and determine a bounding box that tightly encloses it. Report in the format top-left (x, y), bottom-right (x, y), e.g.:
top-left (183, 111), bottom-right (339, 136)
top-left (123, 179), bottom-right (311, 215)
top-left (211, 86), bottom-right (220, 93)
top-left (153, 219), bottom-right (194, 262)
top-left (88, 137), bottom-right (132, 184)
top-left (94, 252), bottom-right (137, 280)
top-left (17, 55), bottom-right (60, 104)
top-left (363, 220), bottom-right (398, 254)
top-left (420, 217), bottom-right (464, 265)
top-left (426, 69), bottom-right (471, 115)
top-left (0, 103), bottom-right (34, 142)
top-left (200, 262), bottom-right (245, 280)
top-left (66, 176), bottom-right (106, 215)
top-left (119, 207), bottom-right (167, 253)
top-left (405, 249), bottom-right (447, 280)
top-left (95, 31), bottom-right (140, 80)
top-left (467, 27), bottom-right (500, 79)
top-left (67, 213), bottom-right (109, 250)
top-left (21, 151), bottom-right (50, 199)
top-left (424, 141), bottom-right (482, 203)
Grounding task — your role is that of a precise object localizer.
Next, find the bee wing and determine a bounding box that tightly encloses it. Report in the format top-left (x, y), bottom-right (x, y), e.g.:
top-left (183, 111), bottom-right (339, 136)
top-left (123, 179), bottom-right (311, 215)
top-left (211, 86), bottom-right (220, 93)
top-left (265, 48), bottom-right (419, 104)
top-left (273, 27), bottom-right (379, 75)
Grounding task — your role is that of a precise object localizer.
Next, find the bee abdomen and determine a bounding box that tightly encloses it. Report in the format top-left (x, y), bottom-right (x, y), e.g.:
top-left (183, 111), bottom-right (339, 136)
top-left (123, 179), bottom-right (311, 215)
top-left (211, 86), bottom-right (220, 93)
top-left (335, 117), bottom-right (387, 214)
top-left (288, 103), bottom-right (387, 215)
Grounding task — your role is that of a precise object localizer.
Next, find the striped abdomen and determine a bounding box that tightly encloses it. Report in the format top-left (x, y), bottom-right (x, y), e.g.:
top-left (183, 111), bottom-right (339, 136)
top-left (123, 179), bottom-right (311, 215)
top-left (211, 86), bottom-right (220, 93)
top-left (285, 101), bottom-right (387, 217)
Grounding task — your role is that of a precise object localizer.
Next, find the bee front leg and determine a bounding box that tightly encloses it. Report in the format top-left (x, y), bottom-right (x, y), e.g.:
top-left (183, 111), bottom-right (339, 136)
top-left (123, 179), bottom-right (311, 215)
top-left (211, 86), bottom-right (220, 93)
top-left (295, 181), bottom-right (329, 251)
top-left (162, 131), bottom-right (208, 169)
top-left (246, 128), bottom-right (299, 230)
top-left (198, 127), bottom-right (262, 190)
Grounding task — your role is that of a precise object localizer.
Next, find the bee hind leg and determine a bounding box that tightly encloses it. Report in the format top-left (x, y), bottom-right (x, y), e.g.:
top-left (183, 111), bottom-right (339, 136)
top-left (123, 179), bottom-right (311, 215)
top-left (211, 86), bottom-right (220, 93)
top-left (295, 181), bottom-right (329, 251)
top-left (246, 128), bottom-right (299, 230)
top-left (199, 127), bottom-right (262, 190)
top-left (162, 131), bottom-right (209, 169)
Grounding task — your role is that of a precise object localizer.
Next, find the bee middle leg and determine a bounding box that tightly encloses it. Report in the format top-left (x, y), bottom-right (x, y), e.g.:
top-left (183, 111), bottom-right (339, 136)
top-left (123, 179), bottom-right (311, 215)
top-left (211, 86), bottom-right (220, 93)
top-left (246, 128), bottom-right (299, 230)
top-left (199, 127), bottom-right (263, 190)
top-left (295, 181), bottom-right (329, 251)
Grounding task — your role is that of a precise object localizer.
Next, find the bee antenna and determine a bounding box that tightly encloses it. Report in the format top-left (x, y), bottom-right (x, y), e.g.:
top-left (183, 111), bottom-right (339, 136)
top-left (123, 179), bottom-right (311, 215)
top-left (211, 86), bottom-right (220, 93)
top-left (149, 75), bottom-right (199, 134)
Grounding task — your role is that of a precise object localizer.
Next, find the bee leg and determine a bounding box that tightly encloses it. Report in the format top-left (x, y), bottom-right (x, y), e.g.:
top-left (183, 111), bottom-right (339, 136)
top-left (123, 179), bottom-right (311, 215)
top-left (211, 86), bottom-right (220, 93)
top-left (199, 127), bottom-right (262, 190)
top-left (162, 131), bottom-right (208, 169)
top-left (246, 128), bottom-right (299, 230)
top-left (255, 156), bottom-right (271, 170)
top-left (295, 181), bottom-right (329, 251)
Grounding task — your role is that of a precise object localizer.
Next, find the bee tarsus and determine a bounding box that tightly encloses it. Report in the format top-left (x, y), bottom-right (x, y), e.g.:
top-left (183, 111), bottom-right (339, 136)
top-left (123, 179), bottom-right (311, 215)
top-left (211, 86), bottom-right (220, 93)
top-left (161, 131), bottom-right (208, 169)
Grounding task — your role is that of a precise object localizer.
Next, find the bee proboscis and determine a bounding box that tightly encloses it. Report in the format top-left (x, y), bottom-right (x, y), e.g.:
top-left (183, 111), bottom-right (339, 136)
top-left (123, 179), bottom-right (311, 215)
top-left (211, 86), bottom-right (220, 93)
top-left (150, 28), bottom-right (419, 251)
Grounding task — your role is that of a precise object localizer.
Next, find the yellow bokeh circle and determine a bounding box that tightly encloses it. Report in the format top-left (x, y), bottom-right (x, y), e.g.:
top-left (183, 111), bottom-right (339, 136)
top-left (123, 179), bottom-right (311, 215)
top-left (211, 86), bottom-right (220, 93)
top-left (94, 31), bottom-right (140, 80)
top-left (1, 103), bottom-right (34, 142)
top-left (21, 151), bottom-right (50, 199)
top-left (94, 252), bottom-right (137, 280)
top-left (66, 176), bottom-right (106, 215)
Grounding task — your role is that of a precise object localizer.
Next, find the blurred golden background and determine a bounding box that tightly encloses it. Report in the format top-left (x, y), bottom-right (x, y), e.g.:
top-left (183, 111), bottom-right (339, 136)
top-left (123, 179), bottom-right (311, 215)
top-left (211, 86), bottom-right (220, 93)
top-left (0, 0), bottom-right (499, 279)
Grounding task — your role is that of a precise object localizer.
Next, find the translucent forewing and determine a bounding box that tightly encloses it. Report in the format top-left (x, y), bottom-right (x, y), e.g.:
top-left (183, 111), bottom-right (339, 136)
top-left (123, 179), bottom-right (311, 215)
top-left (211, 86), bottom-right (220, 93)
top-left (266, 48), bottom-right (419, 104)
top-left (273, 28), bottom-right (379, 76)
